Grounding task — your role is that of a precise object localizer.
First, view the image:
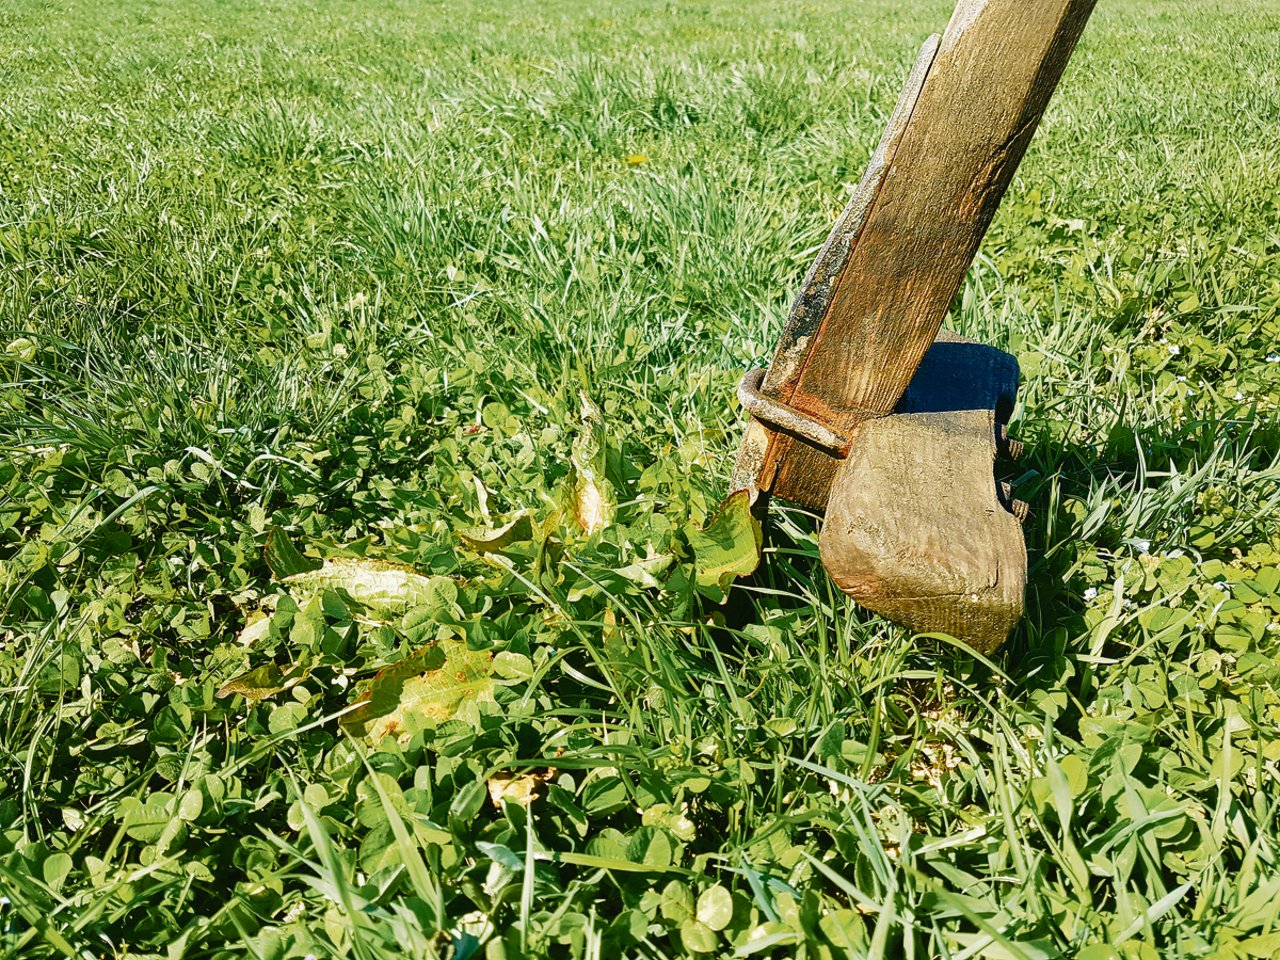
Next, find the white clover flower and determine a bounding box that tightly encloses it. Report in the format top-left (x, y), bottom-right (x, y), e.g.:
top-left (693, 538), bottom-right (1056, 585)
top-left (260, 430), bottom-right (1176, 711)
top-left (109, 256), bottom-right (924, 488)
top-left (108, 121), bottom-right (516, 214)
top-left (1234, 391), bottom-right (1246, 401)
top-left (1168, 344), bottom-right (1180, 355)
top-left (1083, 587), bottom-right (1098, 601)
top-left (1266, 354), bottom-right (1280, 363)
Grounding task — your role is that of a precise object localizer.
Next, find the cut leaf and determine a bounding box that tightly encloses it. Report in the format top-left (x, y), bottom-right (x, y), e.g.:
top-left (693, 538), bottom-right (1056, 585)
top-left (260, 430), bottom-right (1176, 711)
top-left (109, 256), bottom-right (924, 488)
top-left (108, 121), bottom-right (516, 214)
top-left (615, 552), bottom-right (675, 588)
top-left (460, 511), bottom-right (534, 554)
top-left (284, 557), bottom-right (450, 618)
top-left (680, 918), bottom-right (719, 954)
top-left (265, 526), bottom-right (322, 579)
top-left (116, 796), bottom-right (175, 843)
top-left (687, 491), bottom-right (761, 597)
top-left (341, 640), bottom-right (494, 743)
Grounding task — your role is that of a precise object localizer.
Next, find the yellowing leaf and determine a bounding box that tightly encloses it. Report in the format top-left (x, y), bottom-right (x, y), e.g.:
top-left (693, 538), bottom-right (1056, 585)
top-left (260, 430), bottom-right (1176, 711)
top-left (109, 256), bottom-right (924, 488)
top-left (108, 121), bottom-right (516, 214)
top-left (6, 337), bottom-right (37, 361)
top-left (687, 491), bottom-right (761, 598)
top-left (341, 640), bottom-right (494, 743)
top-left (487, 768), bottom-right (554, 808)
top-left (575, 475), bottom-right (612, 535)
top-left (570, 393), bottom-right (615, 535)
top-left (283, 557), bottom-right (451, 618)
top-left (237, 610), bottom-right (273, 647)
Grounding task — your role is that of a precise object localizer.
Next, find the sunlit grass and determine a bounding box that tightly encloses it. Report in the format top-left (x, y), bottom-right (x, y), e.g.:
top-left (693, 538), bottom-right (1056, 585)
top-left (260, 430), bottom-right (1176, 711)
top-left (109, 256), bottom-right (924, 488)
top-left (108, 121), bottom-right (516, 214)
top-left (2, 0), bottom-right (1280, 956)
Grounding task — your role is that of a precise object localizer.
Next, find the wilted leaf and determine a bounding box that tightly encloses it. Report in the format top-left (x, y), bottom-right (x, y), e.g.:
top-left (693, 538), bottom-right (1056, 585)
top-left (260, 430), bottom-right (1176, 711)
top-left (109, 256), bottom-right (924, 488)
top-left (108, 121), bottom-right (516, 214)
top-left (216, 663), bottom-right (304, 702)
top-left (570, 393), bottom-right (615, 535)
top-left (342, 639), bottom-right (494, 743)
top-left (686, 491), bottom-right (761, 598)
top-left (284, 557), bottom-right (449, 618)
top-left (460, 511), bottom-right (534, 554)
top-left (265, 526), bottom-right (322, 578)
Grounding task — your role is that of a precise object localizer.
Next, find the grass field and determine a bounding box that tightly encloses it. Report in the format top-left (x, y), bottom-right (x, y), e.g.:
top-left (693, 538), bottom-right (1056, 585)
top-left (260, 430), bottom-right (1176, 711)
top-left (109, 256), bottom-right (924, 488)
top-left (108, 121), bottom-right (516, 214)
top-left (3, 0), bottom-right (1280, 956)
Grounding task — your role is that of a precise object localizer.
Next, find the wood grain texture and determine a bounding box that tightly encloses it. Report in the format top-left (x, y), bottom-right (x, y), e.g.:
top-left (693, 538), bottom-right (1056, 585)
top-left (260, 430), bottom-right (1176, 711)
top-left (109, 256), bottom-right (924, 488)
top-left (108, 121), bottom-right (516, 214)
top-left (755, 0), bottom-right (1096, 507)
top-left (728, 35), bottom-right (938, 505)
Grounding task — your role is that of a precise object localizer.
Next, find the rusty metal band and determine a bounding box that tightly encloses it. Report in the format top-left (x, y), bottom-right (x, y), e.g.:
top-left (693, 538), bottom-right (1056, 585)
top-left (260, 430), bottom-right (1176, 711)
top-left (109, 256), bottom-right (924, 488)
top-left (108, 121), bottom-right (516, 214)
top-left (737, 368), bottom-right (860, 459)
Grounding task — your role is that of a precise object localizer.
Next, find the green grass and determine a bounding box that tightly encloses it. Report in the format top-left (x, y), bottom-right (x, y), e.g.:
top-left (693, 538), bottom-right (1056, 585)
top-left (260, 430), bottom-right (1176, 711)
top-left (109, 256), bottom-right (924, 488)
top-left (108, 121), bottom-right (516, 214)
top-left (3, 0), bottom-right (1280, 956)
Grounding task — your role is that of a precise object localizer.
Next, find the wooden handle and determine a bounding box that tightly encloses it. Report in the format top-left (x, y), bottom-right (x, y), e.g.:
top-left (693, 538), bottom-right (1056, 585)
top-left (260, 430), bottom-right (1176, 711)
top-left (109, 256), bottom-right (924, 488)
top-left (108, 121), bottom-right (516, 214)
top-left (753, 0), bottom-right (1097, 508)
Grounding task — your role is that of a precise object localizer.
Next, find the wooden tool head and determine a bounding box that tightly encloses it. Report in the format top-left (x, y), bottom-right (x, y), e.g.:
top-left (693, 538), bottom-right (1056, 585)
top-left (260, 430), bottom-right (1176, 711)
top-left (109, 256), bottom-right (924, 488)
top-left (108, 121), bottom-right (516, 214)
top-left (820, 409), bottom-right (1027, 655)
top-left (740, 333), bottom-right (1029, 653)
top-left (728, 0), bottom-right (1095, 651)
top-left (819, 339), bottom-right (1028, 654)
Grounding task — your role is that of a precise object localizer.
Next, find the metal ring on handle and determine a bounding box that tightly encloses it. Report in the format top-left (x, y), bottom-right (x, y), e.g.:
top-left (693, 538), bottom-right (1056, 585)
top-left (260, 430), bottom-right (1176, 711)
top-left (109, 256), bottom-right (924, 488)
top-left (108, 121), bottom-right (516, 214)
top-left (737, 369), bottom-right (852, 459)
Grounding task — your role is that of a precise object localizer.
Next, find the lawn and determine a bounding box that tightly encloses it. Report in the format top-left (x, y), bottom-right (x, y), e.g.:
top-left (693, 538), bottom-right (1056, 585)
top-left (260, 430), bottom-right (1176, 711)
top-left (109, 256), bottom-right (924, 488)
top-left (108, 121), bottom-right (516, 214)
top-left (2, 0), bottom-right (1280, 956)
